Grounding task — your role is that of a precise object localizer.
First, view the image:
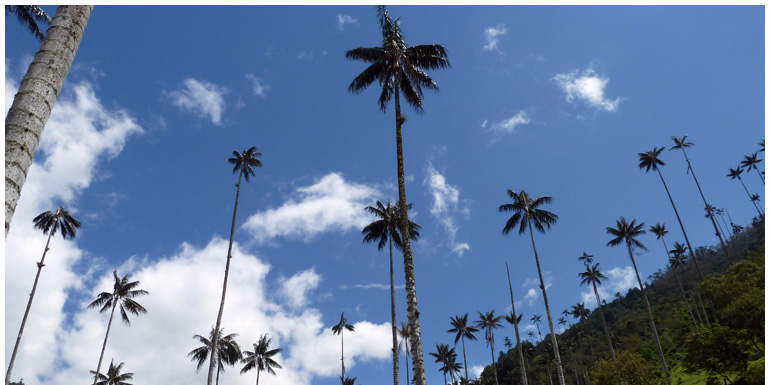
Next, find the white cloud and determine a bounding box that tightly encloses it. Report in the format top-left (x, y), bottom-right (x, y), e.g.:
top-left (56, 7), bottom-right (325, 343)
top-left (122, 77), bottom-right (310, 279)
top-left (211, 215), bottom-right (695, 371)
top-left (483, 24), bottom-right (507, 52)
top-left (242, 173), bottom-right (380, 244)
top-left (487, 110), bottom-right (532, 141)
top-left (523, 287), bottom-right (539, 306)
top-left (166, 78), bottom-right (228, 125)
top-left (553, 67), bottom-right (621, 112)
top-left (337, 14), bottom-right (358, 31)
top-left (470, 365), bottom-right (485, 379)
top-left (424, 163), bottom-right (470, 256)
top-left (246, 74), bottom-right (270, 98)
top-left (279, 268), bottom-right (322, 309)
top-left (340, 283), bottom-right (405, 290)
top-left (580, 266), bottom-right (637, 310)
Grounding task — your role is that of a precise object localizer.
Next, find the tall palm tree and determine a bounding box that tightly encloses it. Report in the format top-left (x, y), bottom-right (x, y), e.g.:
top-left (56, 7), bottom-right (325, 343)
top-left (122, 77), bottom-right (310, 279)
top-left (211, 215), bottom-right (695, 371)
top-left (530, 315), bottom-right (543, 342)
top-left (346, 8), bottom-right (449, 384)
top-left (670, 135), bottom-right (733, 265)
top-left (606, 217), bottom-right (670, 383)
top-left (88, 270), bottom-right (149, 385)
top-left (429, 343), bottom-right (452, 385)
top-left (475, 310), bottom-right (505, 385)
top-left (362, 200), bottom-right (420, 385)
top-left (505, 262), bottom-right (528, 385)
top-left (6, 207), bottom-right (80, 385)
top-left (668, 243), bottom-right (699, 330)
top-left (89, 360), bottom-right (133, 385)
top-left (5, 5), bottom-right (51, 41)
top-left (750, 194), bottom-right (764, 216)
top-left (188, 328), bottom-right (242, 385)
top-left (240, 334), bottom-right (282, 385)
top-left (741, 152), bottom-right (764, 185)
top-left (397, 322), bottom-right (411, 385)
top-left (570, 302), bottom-right (596, 361)
top-left (332, 312), bottom-right (356, 378)
top-left (727, 167), bottom-right (764, 217)
top-left (557, 317), bottom-right (567, 333)
top-left (5, 5), bottom-right (93, 237)
top-left (526, 331), bottom-right (535, 341)
top-left (639, 148), bottom-right (705, 279)
top-left (444, 352), bottom-right (463, 385)
top-left (499, 189), bottom-right (565, 385)
top-left (578, 263), bottom-right (617, 363)
top-left (448, 313), bottom-right (478, 382)
top-left (207, 146), bottom-right (262, 385)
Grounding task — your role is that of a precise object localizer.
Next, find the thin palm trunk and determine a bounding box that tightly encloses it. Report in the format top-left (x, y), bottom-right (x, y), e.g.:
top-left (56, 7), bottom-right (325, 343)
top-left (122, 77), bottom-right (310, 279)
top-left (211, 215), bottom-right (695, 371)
top-left (625, 241), bottom-right (670, 384)
top-left (394, 86), bottom-right (426, 385)
top-left (460, 336), bottom-right (469, 381)
top-left (404, 345), bottom-right (410, 385)
top-left (255, 367), bottom-right (260, 385)
top-left (750, 165), bottom-right (765, 185)
top-left (93, 301), bottom-right (118, 385)
top-left (590, 282), bottom-right (616, 362)
top-left (207, 172), bottom-right (243, 385)
top-left (389, 236), bottom-right (400, 385)
top-left (341, 330), bottom-right (346, 378)
top-left (216, 364), bottom-right (221, 385)
top-left (489, 341), bottom-right (499, 385)
top-left (506, 262), bottom-right (528, 385)
top-left (5, 5), bottom-right (93, 237)
top-left (735, 175), bottom-right (764, 217)
top-left (6, 222), bottom-right (57, 385)
top-left (526, 218), bottom-right (565, 385)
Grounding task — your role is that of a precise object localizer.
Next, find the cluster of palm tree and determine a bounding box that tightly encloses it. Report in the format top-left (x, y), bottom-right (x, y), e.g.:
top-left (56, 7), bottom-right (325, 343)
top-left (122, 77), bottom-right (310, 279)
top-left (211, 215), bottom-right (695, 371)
top-left (189, 329), bottom-right (282, 385)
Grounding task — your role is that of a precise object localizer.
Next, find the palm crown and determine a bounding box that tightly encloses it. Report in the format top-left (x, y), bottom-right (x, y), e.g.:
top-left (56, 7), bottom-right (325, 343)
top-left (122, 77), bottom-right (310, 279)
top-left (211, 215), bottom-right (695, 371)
top-left (448, 313), bottom-right (478, 344)
top-left (87, 270), bottom-right (149, 325)
top-left (499, 190), bottom-right (558, 235)
top-left (241, 334), bottom-right (283, 377)
top-left (606, 217), bottom-right (648, 251)
top-left (188, 327), bottom-right (242, 374)
top-left (6, 5), bottom-right (51, 41)
top-left (638, 147), bottom-right (666, 172)
top-left (578, 252), bottom-right (594, 266)
top-left (579, 263), bottom-right (607, 287)
top-left (228, 146), bottom-right (263, 182)
top-left (475, 310), bottom-right (504, 346)
top-left (33, 207), bottom-right (81, 239)
top-left (649, 223), bottom-right (668, 240)
top-left (362, 200), bottom-right (420, 250)
top-left (89, 360), bottom-right (133, 385)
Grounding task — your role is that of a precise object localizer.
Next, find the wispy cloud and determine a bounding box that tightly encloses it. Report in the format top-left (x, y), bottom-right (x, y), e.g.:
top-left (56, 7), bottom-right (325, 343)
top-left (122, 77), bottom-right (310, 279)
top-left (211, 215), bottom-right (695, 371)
top-left (245, 74), bottom-right (270, 98)
top-left (242, 173), bottom-right (380, 244)
top-left (340, 283), bottom-right (405, 290)
top-left (553, 67), bottom-right (621, 112)
top-left (166, 78), bottom-right (228, 125)
top-left (337, 14), bottom-right (358, 31)
top-left (483, 24), bottom-right (507, 53)
top-left (486, 109), bottom-right (532, 142)
top-left (424, 163), bottom-right (470, 256)
top-left (297, 51), bottom-right (314, 61)
top-left (580, 266), bottom-right (637, 309)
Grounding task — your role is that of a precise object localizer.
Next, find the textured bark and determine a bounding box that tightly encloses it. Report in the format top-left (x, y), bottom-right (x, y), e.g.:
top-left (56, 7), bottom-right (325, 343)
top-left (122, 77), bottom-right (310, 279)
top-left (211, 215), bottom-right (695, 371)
top-left (389, 236), bottom-right (400, 385)
top-left (526, 218), bottom-right (565, 385)
top-left (207, 173), bottom-right (243, 385)
top-left (505, 262), bottom-right (528, 385)
top-left (5, 5), bottom-right (93, 237)
top-left (93, 301), bottom-right (118, 385)
top-left (5, 215), bottom-right (57, 385)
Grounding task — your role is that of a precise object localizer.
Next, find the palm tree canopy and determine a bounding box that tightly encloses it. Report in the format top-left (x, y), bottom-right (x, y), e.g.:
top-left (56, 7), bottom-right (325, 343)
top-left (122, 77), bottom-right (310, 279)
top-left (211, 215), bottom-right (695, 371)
top-left (397, 321), bottom-right (411, 354)
top-left (579, 263), bottom-right (607, 287)
top-left (638, 147), bottom-right (666, 172)
top-left (751, 194), bottom-right (762, 202)
top-left (228, 146), bottom-right (263, 182)
top-left (606, 216), bottom-right (648, 251)
top-left (5, 5), bottom-right (51, 41)
top-left (475, 310), bottom-right (504, 344)
top-left (504, 311), bottom-right (523, 326)
top-left (448, 313), bottom-right (478, 344)
top-left (570, 302), bottom-right (591, 321)
top-left (578, 252), bottom-right (594, 265)
top-left (530, 314), bottom-right (541, 324)
top-left (362, 200), bottom-right (421, 251)
top-left (345, 5), bottom-right (450, 113)
top-left (87, 270), bottom-right (149, 325)
top-left (669, 135), bottom-right (693, 151)
top-left (240, 334), bottom-right (283, 376)
top-left (727, 166), bottom-right (744, 179)
top-left (188, 327), bottom-right (242, 372)
top-left (89, 360), bottom-right (134, 385)
top-left (649, 223), bottom-right (668, 239)
top-left (332, 312), bottom-right (355, 335)
top-left (741, 152), bottom-right (762, 170)
top-left (33, 207), bottom-right (81, 239)
top-left (499, 190), bottom-right (558, 235)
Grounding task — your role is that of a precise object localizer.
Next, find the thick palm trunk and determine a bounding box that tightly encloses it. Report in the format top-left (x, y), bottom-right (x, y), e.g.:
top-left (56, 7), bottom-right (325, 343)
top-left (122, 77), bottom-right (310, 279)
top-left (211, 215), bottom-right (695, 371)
top-left (207, 173), bottom-right (243, 385)
top-left (679, 152), bottom-right (733, 265)
top-left (389, 236), bottom-right (400, 385)
top-left (393, 88), bottom-right (426, 385)
top-left (5, 5), bottom-right (93, 237)
top-left (93, 301), bottom-right (118, 385)
top-left (6, 223), bottom-right (57, 385)
top-left (736, 176), bottom-right (763, 217)
top-left (526, 220), bottom-right (565, 385)
top-left (591, 282), bottom-right (616, 362)
top-left (505, 262), bottom-right (528, 385)
top-left (625, 242), bottom-right (670, 385)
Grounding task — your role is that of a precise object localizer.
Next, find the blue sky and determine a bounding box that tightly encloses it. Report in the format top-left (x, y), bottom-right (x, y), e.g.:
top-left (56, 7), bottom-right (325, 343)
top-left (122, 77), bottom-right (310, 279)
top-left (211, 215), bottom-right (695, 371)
top-left (4, 5), bottom-right (765, 385)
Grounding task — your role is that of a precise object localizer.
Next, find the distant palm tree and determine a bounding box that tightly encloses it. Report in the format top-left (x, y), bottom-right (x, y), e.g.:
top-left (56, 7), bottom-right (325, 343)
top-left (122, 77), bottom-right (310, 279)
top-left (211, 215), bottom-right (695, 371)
top-left (670, 135), bottom-right (733, 265)
top-left (505, 262), bottom-right (528, 385)
top-left (727, 166), bottom-right (764, 217)
top-left (341, 375), bottom-right (359, 385)
top-left (429, 343), bottom-right (453, 385)
top-left (503, 336), bottom-right (513, 350)
top-left (88, 270), bottom-right (149, 385)
top-left (570, 302), bottom-right (596, 361)
top-left (606, 217), bottom-right (670, 383)
top-left (557, 317), bottom-right (567, 333)
top-left (5, 5), bottom-right (50, 40)
top-left (346, 7), bottom-right (449, 384)
top-left (188, 328), bottom-right (242, 385)
top-left (499, 189), bottom-right (565, 385)
top-left (578, 263), bottom-right (617, 363)
top-left (669, 243), bottom-right (700, 330)
top-left (577, 252), bottom-right (593, 267)
top-left (750, 194), bottom-right (764, 216)
top-left (526, 330), bottom-right (535, 340)
top-left (208, 146), bottom-right (262, 385)
top-left (448, 313), bottom-right (478, 381)
top-left (476, 310), bottom-right (505, 385)
top-left (560, 310), bottom-right (572, 328)
top-left (530, 314), bottom-right (543, 342)
top-left (89, 360), bottom-right (133, 385)
top-left (241, 334), bottom-right (282, 385)
top-left (741, 152), bottom-right (764, 185)
top-left (444, 351), bottom-right (463, 384)
top-left (362, 200), bottom-right (420, 385)
top-left (6, 207), bottom-right (80, 385)
top-left (397, 322), bottom-right (411, 385)
top-left (332, 312), bottom-right (356, 378)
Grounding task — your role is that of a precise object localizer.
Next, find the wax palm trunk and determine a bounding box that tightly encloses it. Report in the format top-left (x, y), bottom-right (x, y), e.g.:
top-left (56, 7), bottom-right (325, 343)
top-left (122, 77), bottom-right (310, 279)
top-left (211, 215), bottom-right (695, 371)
top-left (590, 282), bottom-right (616, 363)
top-left (526, 218), bottom-right (565, 385)
top-left (506, 263), bottom-right (528, 385)
top-left (5, 5), bottom-right (93, 237)
top-left (93, 300), bottom-right (119, 385)
top-left (393, 86), bottom-right (426, 385)
top-left (207, 172), bottom-right (243, 385)
top-left (736, 174), bottom-right (764, 217)
top-left (389, 235), bottom-right (399, 385)
top-left (6, 215), bottom-right (58, 384)
top-left (624, 241), bottom-right (669, 384)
